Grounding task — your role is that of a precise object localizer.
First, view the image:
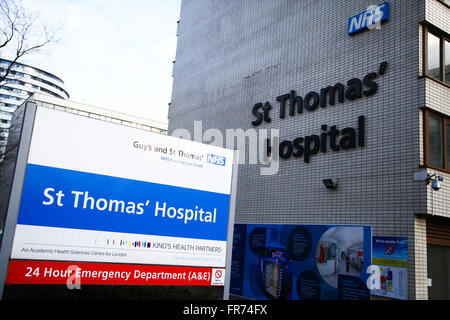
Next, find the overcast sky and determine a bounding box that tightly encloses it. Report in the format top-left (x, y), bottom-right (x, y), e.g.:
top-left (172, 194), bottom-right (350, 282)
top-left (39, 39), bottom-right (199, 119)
top-left (18, 0), bottom-right (181, 124)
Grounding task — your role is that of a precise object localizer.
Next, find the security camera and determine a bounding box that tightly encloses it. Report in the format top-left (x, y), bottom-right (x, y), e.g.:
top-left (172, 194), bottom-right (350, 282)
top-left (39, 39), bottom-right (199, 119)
top-left (431, 178), bottom-right (442, 190)
top-left (425, 173), bottom-right (444, 190)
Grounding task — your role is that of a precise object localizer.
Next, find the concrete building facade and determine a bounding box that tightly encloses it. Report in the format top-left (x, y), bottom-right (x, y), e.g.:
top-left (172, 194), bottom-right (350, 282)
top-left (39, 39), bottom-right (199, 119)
top-left (168, 0), bottom-right (450, 299)
top-left (31, 93), bottom-right (168, 135)
top-left (0, 58), bottom-right (70, 162)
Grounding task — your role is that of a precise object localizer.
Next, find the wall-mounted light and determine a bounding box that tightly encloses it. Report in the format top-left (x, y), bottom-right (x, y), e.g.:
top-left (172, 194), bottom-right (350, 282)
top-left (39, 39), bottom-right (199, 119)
top-left (322, 179), bottom-right (337, 190)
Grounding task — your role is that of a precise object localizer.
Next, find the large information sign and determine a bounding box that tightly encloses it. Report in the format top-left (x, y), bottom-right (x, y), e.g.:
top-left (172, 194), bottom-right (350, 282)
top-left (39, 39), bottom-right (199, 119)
top-left (1, 105), bottom-right (236, 288)
top-left (230, 224), bottom-right (372, 300)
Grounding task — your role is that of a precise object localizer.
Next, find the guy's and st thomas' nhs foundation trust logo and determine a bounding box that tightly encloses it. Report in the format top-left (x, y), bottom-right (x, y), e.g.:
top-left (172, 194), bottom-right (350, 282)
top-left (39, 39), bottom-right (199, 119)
top-left (206, 154), bottom-right (226, 166)
top-left (348, 2), bottom-right (390, 35)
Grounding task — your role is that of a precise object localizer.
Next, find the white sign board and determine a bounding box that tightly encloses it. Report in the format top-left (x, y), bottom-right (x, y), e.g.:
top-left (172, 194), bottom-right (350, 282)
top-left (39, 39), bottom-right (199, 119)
top-left (4, 106), bottom-right (236, 287)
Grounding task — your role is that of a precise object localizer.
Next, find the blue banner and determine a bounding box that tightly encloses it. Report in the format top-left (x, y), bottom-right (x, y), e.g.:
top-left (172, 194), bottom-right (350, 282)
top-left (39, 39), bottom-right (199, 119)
top-left (17, 164), bottom-right (230, 241)
top-left (230, 224), bottom-right (372, 300)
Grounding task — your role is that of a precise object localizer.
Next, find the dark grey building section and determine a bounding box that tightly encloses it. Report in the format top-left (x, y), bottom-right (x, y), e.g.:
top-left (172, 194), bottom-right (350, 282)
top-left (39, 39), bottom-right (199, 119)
top-left (169, 0), bottom-right (450, 299)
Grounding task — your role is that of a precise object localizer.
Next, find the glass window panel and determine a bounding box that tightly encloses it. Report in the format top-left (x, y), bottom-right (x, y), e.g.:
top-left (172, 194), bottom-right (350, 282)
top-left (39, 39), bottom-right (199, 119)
top-left (447, 121), bottom-right (450, 168)
top-left (428, 113), bottom-right (443, 167)
top-left (445, 40), bottom-right (450, 84)
top-left (428, 32), bottom-right (441, 80)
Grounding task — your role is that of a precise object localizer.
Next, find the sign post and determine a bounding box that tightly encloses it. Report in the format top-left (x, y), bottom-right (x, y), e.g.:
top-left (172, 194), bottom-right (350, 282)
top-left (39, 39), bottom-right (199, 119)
top-left (0, 101), bottom-right (37, 299)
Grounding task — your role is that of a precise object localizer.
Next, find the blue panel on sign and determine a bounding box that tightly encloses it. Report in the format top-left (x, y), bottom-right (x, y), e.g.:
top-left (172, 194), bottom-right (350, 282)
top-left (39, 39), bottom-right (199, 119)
top-left (348, 2), bottom-right (389, 35)
top-left (17, 164), bottom-right (230, 241)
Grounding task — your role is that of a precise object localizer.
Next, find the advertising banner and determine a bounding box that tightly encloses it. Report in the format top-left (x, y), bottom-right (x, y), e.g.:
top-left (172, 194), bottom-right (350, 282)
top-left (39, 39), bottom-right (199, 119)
top-left (5, 106), bottom-right (235, 286)
top-left (371, 236), bottom-right (408, 300)
top-left (230, 224), bottom-right (372, 300)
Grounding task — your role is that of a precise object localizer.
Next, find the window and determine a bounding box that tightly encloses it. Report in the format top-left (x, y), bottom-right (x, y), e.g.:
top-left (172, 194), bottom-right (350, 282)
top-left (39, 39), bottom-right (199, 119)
top-left (424, 110), bottom-right (450, 171)
top-left (428, 32), bottom-right (441, 80)
top-left (447, 121), bottom-right (450, 168)
top-left (423, 25), bottom-right (450, 85)
top-left (428, 113), bottom-right (444, 167)
top-left (446, 39), bottom-right (450, 85)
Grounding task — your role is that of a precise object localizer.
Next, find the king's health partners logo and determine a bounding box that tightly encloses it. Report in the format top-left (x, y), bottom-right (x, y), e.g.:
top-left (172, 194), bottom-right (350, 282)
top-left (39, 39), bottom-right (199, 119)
top-left (206, 154), bottom-right (226, 166)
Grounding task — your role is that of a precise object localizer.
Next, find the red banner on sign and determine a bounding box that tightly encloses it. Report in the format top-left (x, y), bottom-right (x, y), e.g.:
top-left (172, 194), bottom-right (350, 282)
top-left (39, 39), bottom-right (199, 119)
top-left (6, 260), bottom-right (225, 286)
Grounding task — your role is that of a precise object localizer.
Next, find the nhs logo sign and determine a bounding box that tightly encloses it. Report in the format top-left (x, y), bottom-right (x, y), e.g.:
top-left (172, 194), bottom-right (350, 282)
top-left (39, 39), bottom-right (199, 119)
top-left (348, 2), bottom-right (390, 35)
top-left (206, 154), bottom-right (226, 166)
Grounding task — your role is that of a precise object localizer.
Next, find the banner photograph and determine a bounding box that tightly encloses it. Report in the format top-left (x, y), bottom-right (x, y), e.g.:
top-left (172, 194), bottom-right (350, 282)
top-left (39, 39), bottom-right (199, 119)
top-left (230, 224), bottom-right (372, 300)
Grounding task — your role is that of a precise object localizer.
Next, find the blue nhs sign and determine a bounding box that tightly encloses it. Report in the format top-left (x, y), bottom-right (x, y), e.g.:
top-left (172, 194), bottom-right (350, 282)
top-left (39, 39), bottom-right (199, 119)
top-left (348, 2), bottom-right (390, 35)
top-left (206, 154), bottom-right (226, 166)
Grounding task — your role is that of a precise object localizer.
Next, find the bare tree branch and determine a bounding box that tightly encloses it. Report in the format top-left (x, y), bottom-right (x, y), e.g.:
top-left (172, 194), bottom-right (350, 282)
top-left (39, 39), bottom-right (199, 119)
top-left (0, 0), bottom-right (18, 50)
top-left (0, 0), bottom-right (60, 162)
top-left (0, 0), bottom-right (58, 85)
